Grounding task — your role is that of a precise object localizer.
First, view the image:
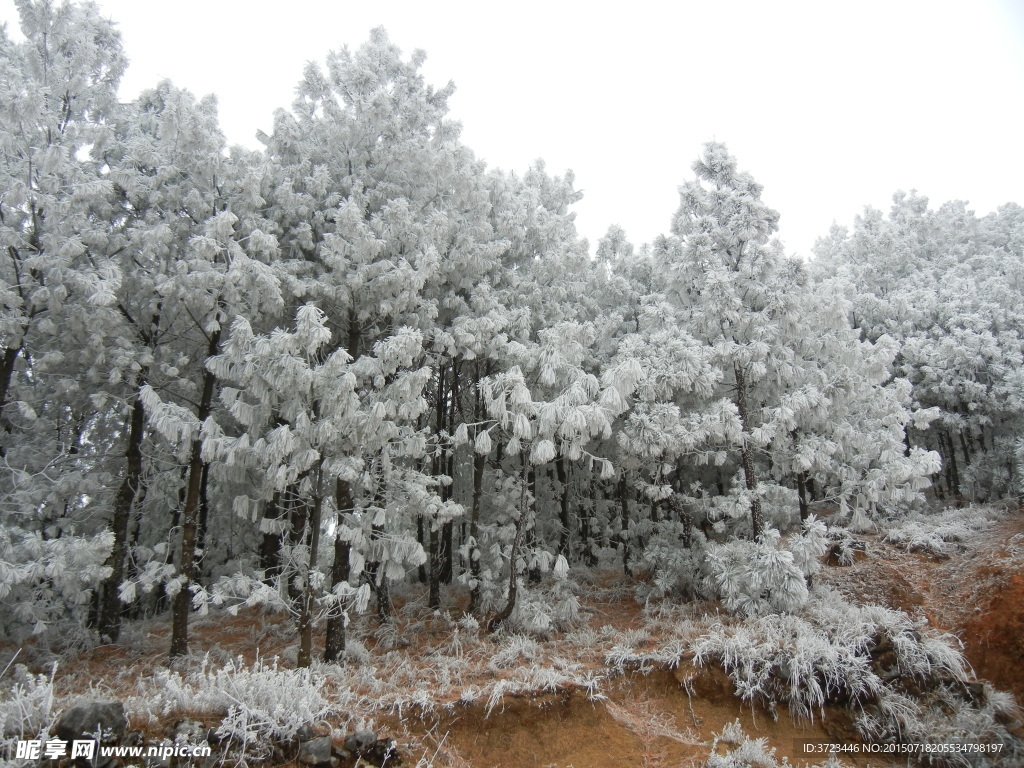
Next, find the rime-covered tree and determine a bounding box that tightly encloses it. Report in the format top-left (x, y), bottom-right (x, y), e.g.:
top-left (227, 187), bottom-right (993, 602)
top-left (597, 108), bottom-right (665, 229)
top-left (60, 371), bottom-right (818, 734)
top-left (0, 0), bottom-right (127, 641)
top-left (814, 193), bottom-right (1024, 500)
top-left (661, 143), bottom-right (799, 539)
top-left (254, 29), bottom-right (478, 642)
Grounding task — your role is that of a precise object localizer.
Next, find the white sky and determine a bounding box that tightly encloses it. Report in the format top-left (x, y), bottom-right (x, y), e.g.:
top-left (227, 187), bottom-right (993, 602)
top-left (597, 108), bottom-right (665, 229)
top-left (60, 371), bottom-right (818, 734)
top-left (2, 0), bottom-right (1022, 258)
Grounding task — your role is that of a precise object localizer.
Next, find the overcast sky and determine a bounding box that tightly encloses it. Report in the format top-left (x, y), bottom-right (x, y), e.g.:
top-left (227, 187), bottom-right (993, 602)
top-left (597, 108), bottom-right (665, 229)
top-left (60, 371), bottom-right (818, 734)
top-left (2, 0), bottom-right (1022, 257)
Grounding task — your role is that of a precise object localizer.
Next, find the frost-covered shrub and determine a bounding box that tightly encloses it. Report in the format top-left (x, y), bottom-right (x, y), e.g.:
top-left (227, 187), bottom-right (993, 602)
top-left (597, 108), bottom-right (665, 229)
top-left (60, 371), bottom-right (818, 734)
top-left (1, 664), bottom-right (56, 755)
top-left (882, 505), bottom-right (994, 557)
top-left (640, 517), bottom-right (828, 615)
top-left (488, 634), bottom-right (541, 670)
top-left (691, 588), bottom-right (1023, 765)
top-left (691, 589), bottom-right (971, 721)
top-left (498, 567), bottom-right (582, 636)
top-left (637, 524), bottom-right (708, 600)
top-left (138, 655), bottom-right (332, 760)
top-left (702, 519), bottom-right (828, 616)
top-left (691, 612), bottom-right (881, 719)
top-left (883, 521), bottom-right (967, 556)
top-left (855, 685), bottom-right (1022, 768)
top-left (705, 720), bottom-right (843, 768)
top-left (0, 527), bottom-right (112, 642)
top-left (824, 526), bottom-right (861, 565)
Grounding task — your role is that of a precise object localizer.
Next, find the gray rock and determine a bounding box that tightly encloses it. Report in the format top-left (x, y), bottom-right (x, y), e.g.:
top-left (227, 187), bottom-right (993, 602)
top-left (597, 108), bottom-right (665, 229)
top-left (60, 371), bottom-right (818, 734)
top-left (344, 730), bottom-right (376, 754)
top-left (295, 724), bottom-right (317, 742)
top-left (297, 735), bottom-right (334, 766)
top-left (55, 700), bottom-right (128, 743)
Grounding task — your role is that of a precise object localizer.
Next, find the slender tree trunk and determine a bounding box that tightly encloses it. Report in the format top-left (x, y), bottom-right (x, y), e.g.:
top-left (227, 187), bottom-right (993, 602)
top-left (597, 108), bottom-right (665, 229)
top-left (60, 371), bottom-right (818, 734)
top-left (169, 328), bottom-right (221, 659)
top-left (0, 344), bottom-right (22, 455)
top-left (97, 384), bottom-right (146, 643)
top-left (374, 528), bottom-right (391, 623)
top-left (468, 449), bottom-right (485, 613)
top-left (556, 457), bottom-right (571, 557)
top-left (370, 508), bottom-right (391, 624)
top-left (196, 461), bottom-right (211, 561)
top-left (325, 310), bottom-right (363, 650)
top-left (259, 493), bottom-right (284, 584)
top-left (428, 526), bottom-right (441, 610)
top-left (618, 473), bottom-right (632, 576)
top-left (958, 430), bottom-right (973, 473)
top-left (416, 515), bottom-right (428, 584)
top-left (488, 452), bottom-right (530, 633)
top-left (527, 467), bottom-right (541, 585)
top-left (286, 491), bottom-right (309, 604)
top-left (668, 494), bottom-right (692, 549)
top-left (942, 428), bottom-right (961, 498)
top-left (733, 366), bottom-right (764, 539)
top-left (324, 481), bottom-right (353, 663)
top-left (797, 471), bottom-right (810, 522)
top-left (297, 459), bottom-right (325, 668)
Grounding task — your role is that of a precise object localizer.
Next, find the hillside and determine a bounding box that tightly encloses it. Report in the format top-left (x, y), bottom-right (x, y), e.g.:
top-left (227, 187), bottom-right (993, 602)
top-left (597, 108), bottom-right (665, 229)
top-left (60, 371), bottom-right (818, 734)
top-left (3, 504), bottom-right (1022, 768)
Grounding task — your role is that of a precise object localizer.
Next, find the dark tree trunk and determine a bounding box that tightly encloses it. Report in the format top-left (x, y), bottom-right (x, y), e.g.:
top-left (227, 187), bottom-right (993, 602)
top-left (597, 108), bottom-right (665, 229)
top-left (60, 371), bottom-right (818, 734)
top-left (488, 452), bottom-right (530, 633)
top-left (556, 457), bottom-right (571, 557)
top-left (942, 428), bottom-right (961, 498)
top-left (324, 479), bottom-right (353, 663)
top-left (297, 460), bottom-right (325, 668)
top-left (797, 471), bottom-right (810, 522)
top-left (196, 461), bottom-right (211, 564)
top-left (416, 515), bottom-right (428, 584)
top-left (733, 366), bottom-right (764, 539)
top-left (326, 316), bottom-right (362, 653)
top-left (527, 467), bottom-right (541, 585)
top-left (0, 344), bottom-right (22, 455)
top-left (169, 328), bottom-right (221, 659)
top-left (428, 362), bottom-right (448, 609)
top-left (668, 494), bottom-right (692, 549)
top-left (468, 449), bottom-right (485, 613)
top-left (958, 430), bottom-right (973, 473)
top-left (428, 526), bottom-right (441, 610)
top-left (371, 522), bottom-right (391, 623)
top-left (324, 533), bottom-right (350, 663)
top-left (618, 473), bottom-right (632, 577)
top-left (259, 494), bottom-right (284, 584)
top-left (97, 385), bottom-right (146, 643)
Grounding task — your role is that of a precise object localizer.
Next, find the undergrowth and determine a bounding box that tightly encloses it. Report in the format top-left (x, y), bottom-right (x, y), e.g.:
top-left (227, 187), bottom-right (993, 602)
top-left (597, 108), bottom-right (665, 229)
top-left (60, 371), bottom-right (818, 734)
top-left (4, 509), bottom-right (1022, 768)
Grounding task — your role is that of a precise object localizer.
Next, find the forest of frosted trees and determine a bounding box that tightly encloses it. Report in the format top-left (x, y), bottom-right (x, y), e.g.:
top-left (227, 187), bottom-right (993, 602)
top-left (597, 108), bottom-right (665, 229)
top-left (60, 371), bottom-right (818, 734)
top-left (1, 0), bottom-right (1022, 668)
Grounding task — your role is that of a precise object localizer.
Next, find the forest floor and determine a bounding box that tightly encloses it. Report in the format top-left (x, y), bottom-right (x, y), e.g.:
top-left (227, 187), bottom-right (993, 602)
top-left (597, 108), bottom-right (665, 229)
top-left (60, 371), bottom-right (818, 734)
top-left (3, 503), bottom-right (1024, 768)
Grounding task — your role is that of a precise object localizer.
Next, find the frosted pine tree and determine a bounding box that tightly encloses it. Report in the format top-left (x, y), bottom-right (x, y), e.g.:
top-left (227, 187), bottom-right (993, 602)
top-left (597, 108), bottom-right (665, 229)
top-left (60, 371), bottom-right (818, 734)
top-left (0, 0), bottom-right (127, 642)
top-left (256, 29), bottom-right (476, 648)
top-left (203, 306), bottom-right (434, 666)
top-left (813, 193), bottom-right (1024, 500)
top-left (662, 143), bottom-right (802, 540)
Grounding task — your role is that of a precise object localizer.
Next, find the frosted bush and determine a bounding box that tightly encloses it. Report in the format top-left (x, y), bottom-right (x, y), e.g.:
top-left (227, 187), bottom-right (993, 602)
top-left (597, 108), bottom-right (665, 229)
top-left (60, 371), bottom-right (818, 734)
top-left (702, 519), bottom-right (828, 617)
top-left (139, 655), bottom-right (332, 759)
top-left (638, 529), bottom-right (707, 600)
top-left (690, 589), bottom-right (971, 721)
top-left (691, 612), bottom-right (880, 720)
top-left (488, 634), bottom-right (541, 670)
top-left (705, 721), bottom-right (845, 768)
top-left (881, 504), bottom-right (997, 557)
top-left (501, 579), bottom-right (582, 636)
top-left (856, 687), bottom-right (1022, 768)
top-left (1, 664), bottom-right (56, 753)
top-left (0, 527), bottom-right (113, 643)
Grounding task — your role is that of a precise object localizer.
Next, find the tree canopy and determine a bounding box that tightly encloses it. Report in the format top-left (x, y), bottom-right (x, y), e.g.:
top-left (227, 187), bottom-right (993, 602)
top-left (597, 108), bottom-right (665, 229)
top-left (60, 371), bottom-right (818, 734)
top-left (0, 0), bottom-right (1019, 662)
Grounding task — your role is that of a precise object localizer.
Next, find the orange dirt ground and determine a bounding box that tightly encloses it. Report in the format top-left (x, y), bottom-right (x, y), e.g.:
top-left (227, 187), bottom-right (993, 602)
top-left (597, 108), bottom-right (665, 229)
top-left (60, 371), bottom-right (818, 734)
top-left (818, 506), bottom-right (1024, 701)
